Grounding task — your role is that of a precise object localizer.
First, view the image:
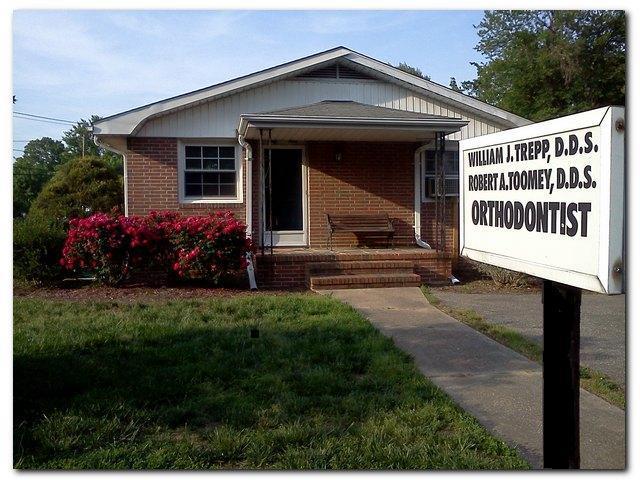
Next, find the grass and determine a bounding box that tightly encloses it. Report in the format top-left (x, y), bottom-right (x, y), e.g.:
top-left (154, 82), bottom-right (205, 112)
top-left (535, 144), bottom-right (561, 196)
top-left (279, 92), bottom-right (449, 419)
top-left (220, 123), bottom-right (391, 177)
top-left (14, 294), bottom-right (528, 470)
top-left (421, 286), bottom-right (625, 410)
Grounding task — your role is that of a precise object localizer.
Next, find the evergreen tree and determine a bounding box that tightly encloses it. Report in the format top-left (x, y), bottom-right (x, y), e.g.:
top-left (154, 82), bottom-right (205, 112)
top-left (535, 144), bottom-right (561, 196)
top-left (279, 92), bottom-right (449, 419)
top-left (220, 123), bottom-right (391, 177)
top-left (396, 62), bottom-right (431, 80)
top-left (29, 156), bottom-right (123, 221)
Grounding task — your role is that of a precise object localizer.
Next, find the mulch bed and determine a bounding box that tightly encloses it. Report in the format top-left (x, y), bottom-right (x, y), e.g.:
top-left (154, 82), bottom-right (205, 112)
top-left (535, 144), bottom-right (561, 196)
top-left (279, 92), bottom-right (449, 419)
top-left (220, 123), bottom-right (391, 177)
top-left (14, 283), bottom-right (308, 303)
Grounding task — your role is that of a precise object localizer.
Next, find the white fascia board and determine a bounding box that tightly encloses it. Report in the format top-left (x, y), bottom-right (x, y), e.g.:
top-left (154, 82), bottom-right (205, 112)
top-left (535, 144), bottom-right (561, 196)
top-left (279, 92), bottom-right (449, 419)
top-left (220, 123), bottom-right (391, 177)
top-left (93, 48), bottom-right (353, 136)
top-left (344, 53), bottom-right (532, 128)
top-left (238, 115), bottom-right (468, 135)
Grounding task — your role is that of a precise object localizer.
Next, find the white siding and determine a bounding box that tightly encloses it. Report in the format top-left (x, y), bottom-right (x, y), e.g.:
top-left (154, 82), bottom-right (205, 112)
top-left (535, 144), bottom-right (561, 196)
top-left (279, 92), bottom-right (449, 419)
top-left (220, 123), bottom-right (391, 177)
top-left (136, 79), bottom-right (507, 141)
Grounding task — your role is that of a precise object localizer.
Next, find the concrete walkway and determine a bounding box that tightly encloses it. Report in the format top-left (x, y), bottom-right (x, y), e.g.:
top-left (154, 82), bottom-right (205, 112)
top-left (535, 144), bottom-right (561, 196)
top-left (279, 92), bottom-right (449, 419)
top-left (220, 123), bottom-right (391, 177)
top-left (321, 287), bottom-right (625, 469)
top-left (434, 290), bottom-right (626, 385)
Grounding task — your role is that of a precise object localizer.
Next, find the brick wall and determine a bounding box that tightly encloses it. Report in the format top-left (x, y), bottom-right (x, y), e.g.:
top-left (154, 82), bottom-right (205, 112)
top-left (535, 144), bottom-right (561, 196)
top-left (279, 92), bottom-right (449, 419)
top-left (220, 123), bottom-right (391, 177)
top-left (126, 136), bottom-right (459, 254)
top-left (256, 249), bottom-right (452, 289)
top-left (420, 198), bottom-right (458, 256)
top-left (124, 137), bottom-right (461, 289)
top-left (306, 142), bottom-right (419, 247)
top-left (126, 137), bottom-right (246, 219)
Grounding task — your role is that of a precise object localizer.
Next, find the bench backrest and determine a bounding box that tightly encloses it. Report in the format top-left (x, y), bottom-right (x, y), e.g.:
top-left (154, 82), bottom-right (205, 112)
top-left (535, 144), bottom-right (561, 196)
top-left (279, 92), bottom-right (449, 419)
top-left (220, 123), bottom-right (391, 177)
top-left (327, 213), bottom-right (393, 231)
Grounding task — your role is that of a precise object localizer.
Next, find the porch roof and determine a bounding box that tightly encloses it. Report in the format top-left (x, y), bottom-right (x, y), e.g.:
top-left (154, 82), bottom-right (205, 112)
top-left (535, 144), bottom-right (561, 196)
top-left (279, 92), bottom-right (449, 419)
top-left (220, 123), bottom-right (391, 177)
top-left (237, 101), bottom-right (468, 142)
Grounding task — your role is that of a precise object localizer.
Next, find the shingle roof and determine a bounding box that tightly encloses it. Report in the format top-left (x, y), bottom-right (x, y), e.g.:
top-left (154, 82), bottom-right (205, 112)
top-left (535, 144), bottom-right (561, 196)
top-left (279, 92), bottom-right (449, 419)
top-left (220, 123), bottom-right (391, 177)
top-left (253, 100), bottom-right (460, 121)
top-left (237, 100), bottom-right (469, 140)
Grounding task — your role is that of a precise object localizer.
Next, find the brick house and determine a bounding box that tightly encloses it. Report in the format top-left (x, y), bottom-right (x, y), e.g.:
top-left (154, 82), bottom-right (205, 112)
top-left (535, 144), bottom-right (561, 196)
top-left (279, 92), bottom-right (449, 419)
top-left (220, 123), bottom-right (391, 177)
top-left (92, 47), bottom-right (530, 289)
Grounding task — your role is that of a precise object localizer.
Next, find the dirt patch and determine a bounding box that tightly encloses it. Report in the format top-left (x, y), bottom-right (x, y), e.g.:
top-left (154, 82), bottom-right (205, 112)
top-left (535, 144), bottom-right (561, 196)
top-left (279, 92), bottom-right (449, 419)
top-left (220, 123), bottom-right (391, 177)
top-left (434, 279), bottom-right (541, 294)
top-left (14, 283), bottom-right (309, 303)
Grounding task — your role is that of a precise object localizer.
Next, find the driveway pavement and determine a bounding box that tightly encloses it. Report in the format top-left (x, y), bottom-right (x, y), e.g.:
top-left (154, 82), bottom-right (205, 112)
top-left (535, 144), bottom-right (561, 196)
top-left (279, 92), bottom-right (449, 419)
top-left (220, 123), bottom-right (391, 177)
top-left (433, 290), bottom-right (626, 386)
top-left (321, 287), bottom-right (625, 469)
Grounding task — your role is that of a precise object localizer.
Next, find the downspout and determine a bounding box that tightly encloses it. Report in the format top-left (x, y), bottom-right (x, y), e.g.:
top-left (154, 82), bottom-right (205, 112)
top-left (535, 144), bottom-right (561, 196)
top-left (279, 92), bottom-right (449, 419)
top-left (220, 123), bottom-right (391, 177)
top-left (237, 131), bottom-right (258, 290)
top-left (237, 131), bottom-right (253, 240)
top-left (413, 146), bottom-right (431, 249)
top-left (93, 133), bottom-right (128, 216)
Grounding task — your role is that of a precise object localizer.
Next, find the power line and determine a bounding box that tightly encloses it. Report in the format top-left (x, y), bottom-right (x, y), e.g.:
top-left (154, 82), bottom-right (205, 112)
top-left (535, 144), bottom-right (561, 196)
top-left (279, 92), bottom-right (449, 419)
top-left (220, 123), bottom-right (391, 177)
top-left (13, 111), bottom-right (76, 125)
top-left (13, 115), bottom-right (71, 126)
top-left (13, 115), bottom-right (74, 126)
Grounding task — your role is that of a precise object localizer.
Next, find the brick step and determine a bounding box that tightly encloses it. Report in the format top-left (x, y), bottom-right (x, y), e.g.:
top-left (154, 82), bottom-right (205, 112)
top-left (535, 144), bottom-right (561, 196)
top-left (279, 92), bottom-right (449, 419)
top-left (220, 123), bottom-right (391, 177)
top-left (306, 260), bottom-right (414, 276)
top-left (310, 272), bottom-right (421, 290)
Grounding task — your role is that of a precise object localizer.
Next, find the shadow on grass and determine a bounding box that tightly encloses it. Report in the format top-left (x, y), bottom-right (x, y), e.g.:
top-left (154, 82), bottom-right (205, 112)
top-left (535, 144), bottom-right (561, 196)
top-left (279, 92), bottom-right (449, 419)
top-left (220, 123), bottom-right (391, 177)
top-left (14, 296), bottom-right (528, 470)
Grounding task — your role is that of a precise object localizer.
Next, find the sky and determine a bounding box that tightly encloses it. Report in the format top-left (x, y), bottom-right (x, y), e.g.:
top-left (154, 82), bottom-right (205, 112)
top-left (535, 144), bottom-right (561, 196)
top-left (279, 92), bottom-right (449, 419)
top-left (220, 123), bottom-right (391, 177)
top-left (12, 10), bottom-right (485, 154)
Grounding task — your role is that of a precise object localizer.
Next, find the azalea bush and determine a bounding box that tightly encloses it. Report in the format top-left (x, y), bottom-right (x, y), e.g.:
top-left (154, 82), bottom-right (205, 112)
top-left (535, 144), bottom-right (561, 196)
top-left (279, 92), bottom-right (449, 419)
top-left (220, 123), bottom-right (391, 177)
top-left (147, 210), bottom-right (252, 280)
top-left (61, 211), bottom-right (252, 285)
top-left (61, 212), bottom-right (164, 284)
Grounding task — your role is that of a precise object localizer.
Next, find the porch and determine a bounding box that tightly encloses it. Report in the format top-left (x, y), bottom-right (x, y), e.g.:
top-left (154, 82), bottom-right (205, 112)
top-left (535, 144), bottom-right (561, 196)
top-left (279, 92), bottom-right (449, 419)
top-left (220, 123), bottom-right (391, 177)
top-left (255, 247), bottom-right (452, 290)
top-left (239, 101), bottom-right (465, 249)
top-left (238, 100), bottom-right (465, 289)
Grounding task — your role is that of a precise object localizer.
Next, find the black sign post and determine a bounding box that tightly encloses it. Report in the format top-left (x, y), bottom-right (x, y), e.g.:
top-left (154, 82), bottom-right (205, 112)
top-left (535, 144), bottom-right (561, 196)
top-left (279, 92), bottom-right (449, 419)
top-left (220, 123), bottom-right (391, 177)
top-left (542, 280), bottom-right (582, 469)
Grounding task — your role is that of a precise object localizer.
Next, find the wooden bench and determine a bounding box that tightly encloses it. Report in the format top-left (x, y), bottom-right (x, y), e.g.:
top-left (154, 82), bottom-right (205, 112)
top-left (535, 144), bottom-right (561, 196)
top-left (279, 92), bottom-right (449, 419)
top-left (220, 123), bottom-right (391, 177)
top-left (326, 213), bottom-right (395, 250)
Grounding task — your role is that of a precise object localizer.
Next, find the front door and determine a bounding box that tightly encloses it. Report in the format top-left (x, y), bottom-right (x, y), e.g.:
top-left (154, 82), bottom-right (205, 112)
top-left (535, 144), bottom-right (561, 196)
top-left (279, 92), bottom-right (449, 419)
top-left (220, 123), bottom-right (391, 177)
top-left (262, 148), bottom-right (307, 246)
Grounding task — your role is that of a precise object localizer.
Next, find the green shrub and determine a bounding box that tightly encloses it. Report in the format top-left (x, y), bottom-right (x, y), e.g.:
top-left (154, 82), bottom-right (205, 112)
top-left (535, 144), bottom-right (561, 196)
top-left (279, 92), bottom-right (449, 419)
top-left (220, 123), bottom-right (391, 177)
top-left (29, 155), bottom-right (123, 222)
top-left (13, 215), bottom-right (66, 283)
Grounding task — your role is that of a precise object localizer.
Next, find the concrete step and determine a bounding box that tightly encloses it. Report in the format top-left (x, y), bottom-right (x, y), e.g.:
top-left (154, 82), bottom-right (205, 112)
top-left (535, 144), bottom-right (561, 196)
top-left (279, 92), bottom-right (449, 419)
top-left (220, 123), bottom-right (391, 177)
top-left (310, 272), bottom-right (421, 290)
top-left (307, 260), bottom-right (414, 276)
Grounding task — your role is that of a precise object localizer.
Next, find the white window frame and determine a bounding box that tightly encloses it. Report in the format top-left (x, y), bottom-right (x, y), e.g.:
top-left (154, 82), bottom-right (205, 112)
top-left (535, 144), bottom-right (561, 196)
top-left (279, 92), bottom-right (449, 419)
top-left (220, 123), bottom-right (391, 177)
top-left (421, 140), bottom-right (460, 202)
top-left (178, 139), bottom-right (243, 204)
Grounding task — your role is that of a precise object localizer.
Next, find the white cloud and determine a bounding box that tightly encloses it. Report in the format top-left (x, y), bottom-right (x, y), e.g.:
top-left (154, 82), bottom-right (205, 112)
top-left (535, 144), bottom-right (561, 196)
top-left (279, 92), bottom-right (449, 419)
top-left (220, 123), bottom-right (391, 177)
top-left (295, 11), bottom-right (413, 35)
top-left (104, 11), bottom-right (167, 36)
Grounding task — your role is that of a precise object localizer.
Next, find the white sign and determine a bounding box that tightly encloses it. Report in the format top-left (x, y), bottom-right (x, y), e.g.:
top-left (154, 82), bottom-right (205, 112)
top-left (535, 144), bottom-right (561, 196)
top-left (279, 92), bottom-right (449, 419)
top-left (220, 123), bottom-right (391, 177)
top-left (459, 106), bottom-right (624, 294)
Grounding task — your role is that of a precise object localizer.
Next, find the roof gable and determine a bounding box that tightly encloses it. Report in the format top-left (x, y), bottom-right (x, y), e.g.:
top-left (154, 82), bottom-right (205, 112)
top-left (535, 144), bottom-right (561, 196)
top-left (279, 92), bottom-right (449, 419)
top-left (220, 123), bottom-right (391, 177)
top-left (93, 46), bottom-right (531, 136)
top-left (293, 62), bottom-right (377, 81)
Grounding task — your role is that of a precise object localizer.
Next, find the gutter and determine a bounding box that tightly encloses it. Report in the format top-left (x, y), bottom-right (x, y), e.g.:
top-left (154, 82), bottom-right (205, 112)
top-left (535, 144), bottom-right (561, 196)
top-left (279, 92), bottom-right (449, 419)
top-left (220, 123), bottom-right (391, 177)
top-left (238, 115), bottom-right (468, 135)
top-left (237, 131), bottom-right (258, 290)
top-left (237, 131), bottom-right (253, 240)
top-left (93, 134), bottom-right (129, 216)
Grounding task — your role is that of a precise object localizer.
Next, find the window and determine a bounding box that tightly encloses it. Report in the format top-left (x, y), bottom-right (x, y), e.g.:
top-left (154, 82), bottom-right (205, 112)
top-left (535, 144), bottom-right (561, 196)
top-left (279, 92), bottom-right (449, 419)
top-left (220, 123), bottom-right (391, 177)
top-left (422, 145), bottom-right (459, 201)
top-left (179, 144), bottom-right (241, 203)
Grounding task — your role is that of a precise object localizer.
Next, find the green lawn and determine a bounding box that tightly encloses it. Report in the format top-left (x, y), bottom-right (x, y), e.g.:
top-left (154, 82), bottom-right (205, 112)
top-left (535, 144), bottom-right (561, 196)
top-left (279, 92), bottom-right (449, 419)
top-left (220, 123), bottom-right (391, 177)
top-left (14, 294), bottom-right (528, 469)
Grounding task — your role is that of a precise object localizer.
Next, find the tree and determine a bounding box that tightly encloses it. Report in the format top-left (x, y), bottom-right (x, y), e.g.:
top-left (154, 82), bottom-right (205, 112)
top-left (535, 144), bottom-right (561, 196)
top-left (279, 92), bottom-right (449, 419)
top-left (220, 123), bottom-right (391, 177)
top-left (62, 115), bottom-right (123, 172)
top-left (449, 77), bottom-right (464, 92)
top-left (396, 62), bottom-right (431, 81)
top-left (464, 10), bottom-right (626, 121)
top-left (13, 137), bottom-right (66, 218)
top-left (29, 156), bottom-right (124, 222)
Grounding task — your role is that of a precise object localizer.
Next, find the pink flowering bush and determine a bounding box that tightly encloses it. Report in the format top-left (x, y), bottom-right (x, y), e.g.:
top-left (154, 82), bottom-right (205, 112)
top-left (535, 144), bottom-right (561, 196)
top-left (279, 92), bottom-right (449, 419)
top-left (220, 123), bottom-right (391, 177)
top-left (149, 210), bottom-right (252, 280)
top-left (61, 210), bottom-right (253, 285)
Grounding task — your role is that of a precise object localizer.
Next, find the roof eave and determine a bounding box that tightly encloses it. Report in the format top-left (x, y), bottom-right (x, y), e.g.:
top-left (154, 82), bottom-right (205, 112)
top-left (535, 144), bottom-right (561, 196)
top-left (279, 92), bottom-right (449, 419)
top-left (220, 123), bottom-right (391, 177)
top-left (238, 115), bottom-right (468, 136)
top-left (343, 52), bottom-right (532, 128)
top-left (94, 46), bottom-right (531, 136)
top-left (93, 47), bottom-right (354, 135)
